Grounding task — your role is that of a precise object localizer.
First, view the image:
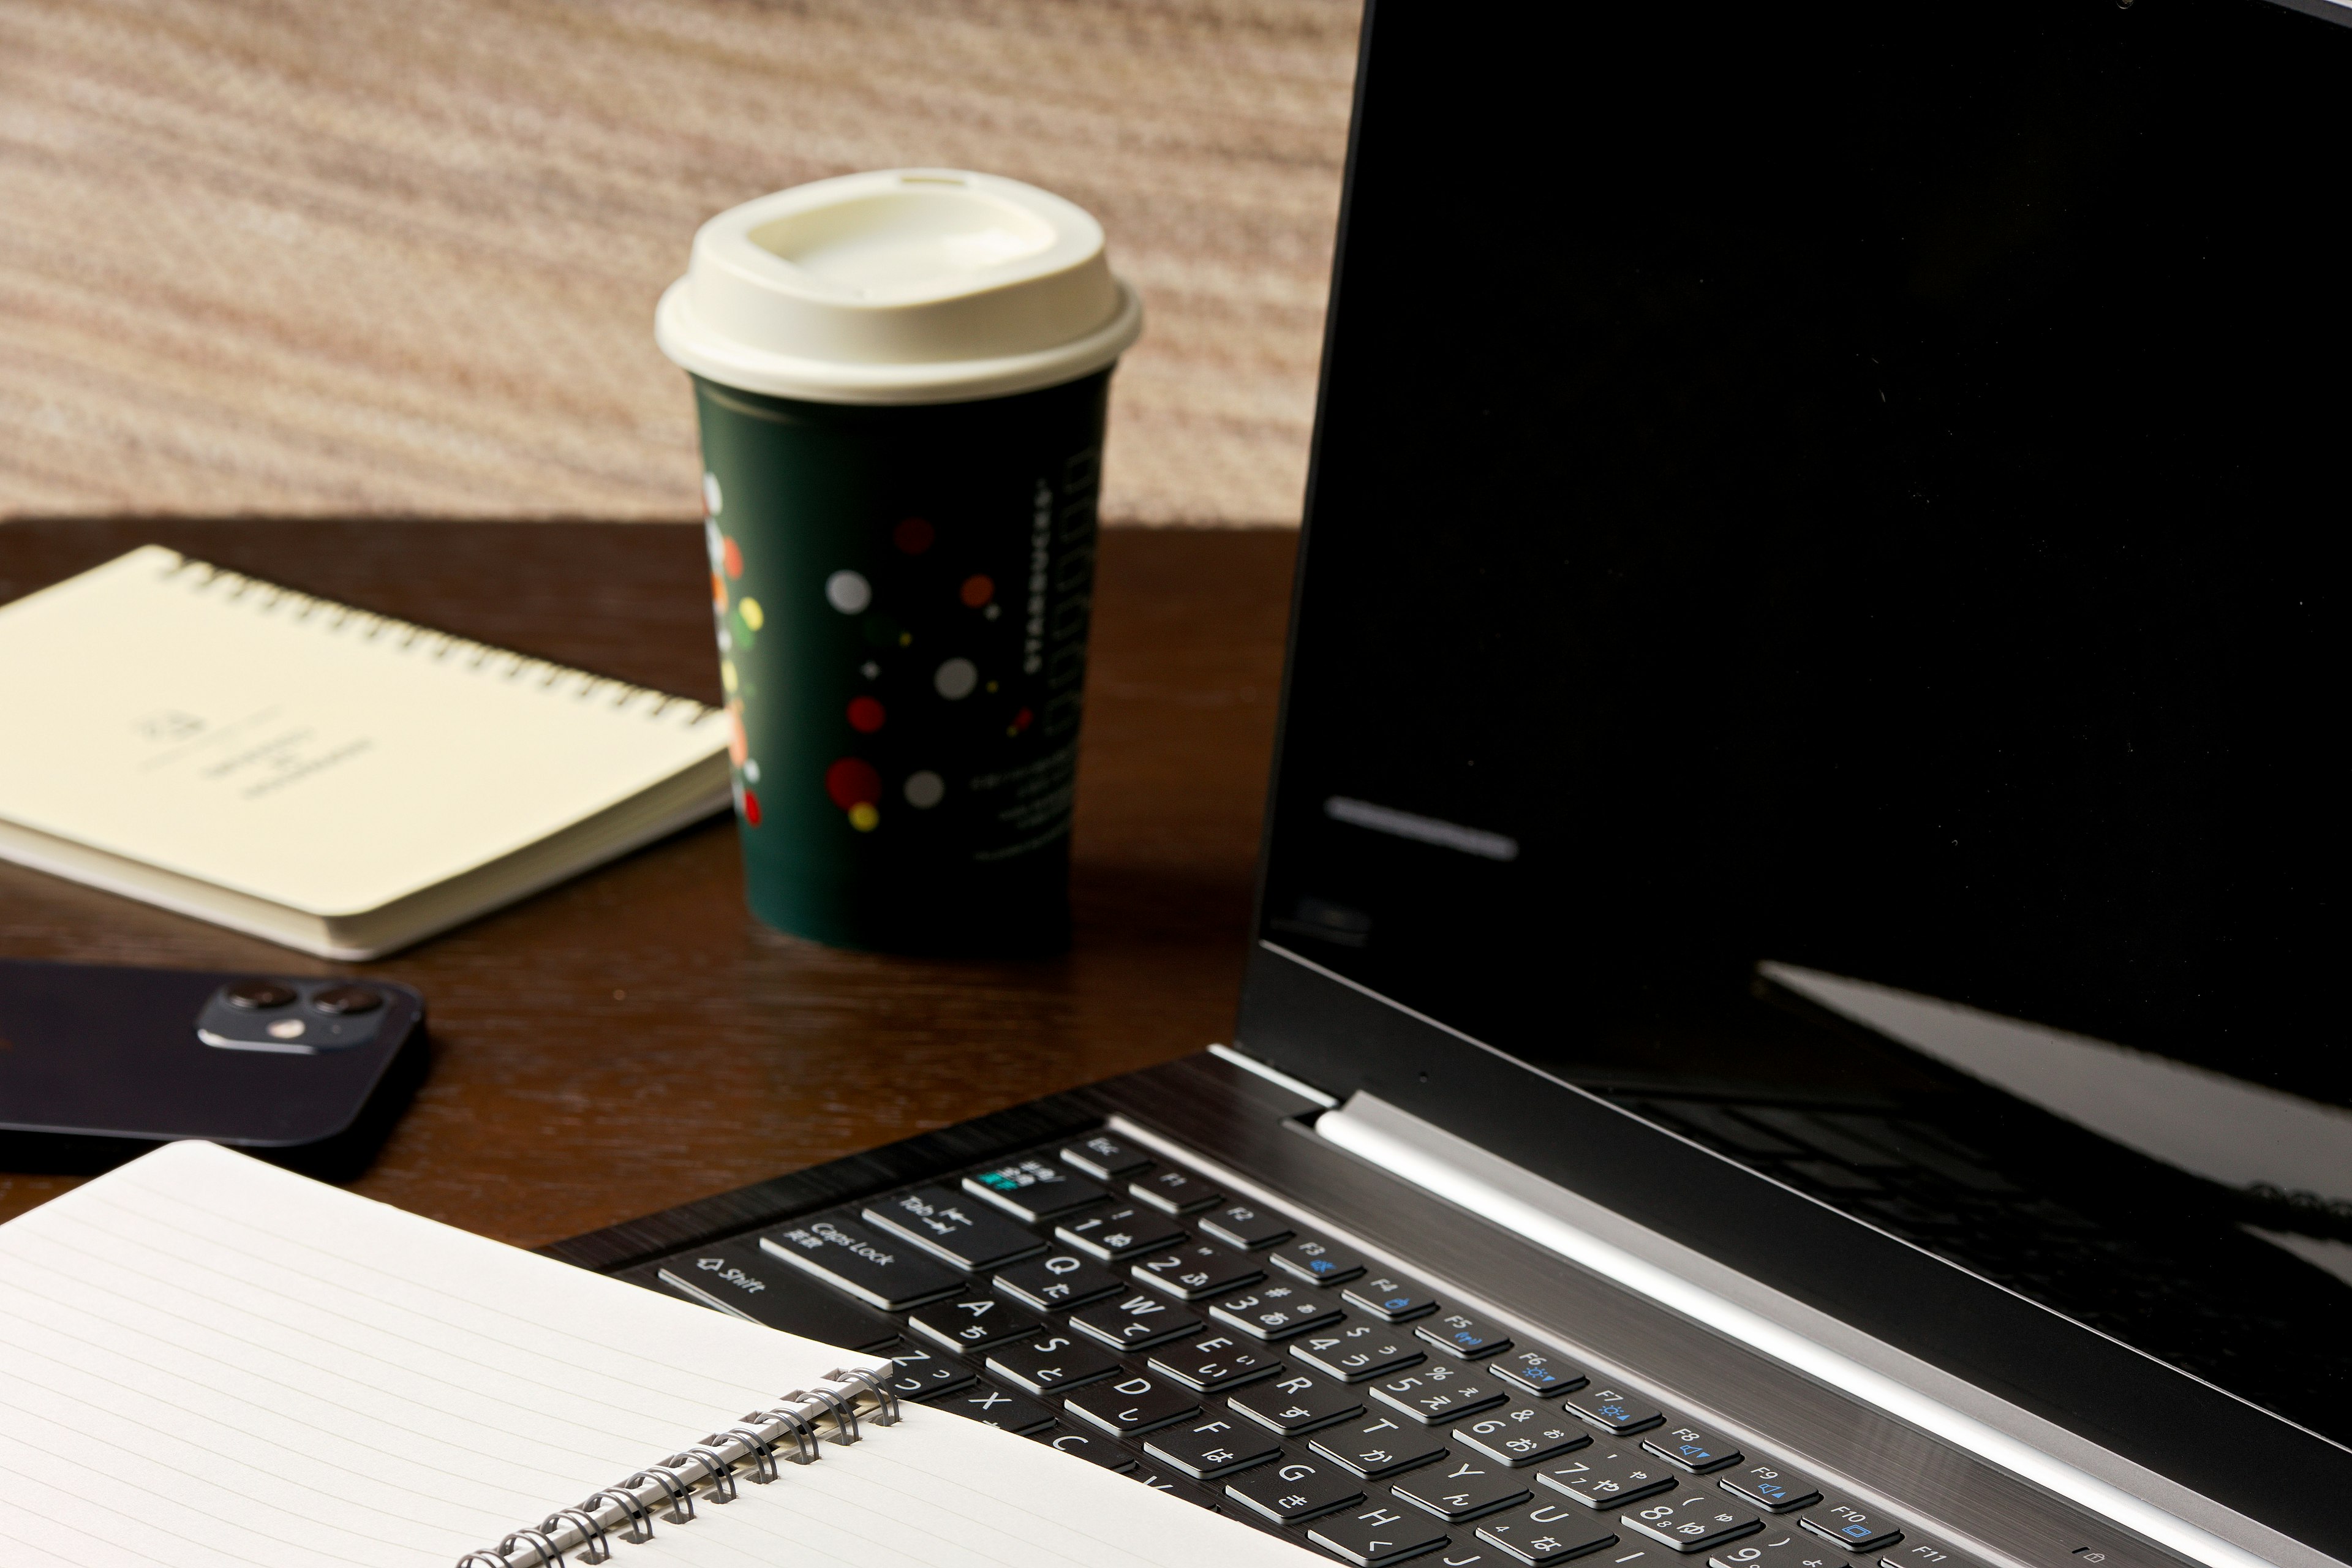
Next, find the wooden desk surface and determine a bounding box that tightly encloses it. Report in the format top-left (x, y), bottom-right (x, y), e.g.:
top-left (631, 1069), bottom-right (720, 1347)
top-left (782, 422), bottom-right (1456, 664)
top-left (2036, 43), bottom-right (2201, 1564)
top-left (0, 519), bottom-right (1296, 1241)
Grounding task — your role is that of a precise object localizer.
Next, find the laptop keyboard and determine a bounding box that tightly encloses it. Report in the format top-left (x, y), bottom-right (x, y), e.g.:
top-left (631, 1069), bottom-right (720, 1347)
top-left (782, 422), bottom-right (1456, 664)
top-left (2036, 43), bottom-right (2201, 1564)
top-left (641, 1127), bottom-right (1999, 1568)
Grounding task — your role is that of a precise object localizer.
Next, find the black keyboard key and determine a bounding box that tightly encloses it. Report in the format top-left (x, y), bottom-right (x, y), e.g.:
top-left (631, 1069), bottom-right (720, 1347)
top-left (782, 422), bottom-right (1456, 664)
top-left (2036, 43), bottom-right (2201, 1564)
top-left (1132, 1167), bottom-right (1221, 1214)
top-left (883, 1343), bottom-right (978, 1401)
top-left (654, 1243), bottom-right (899, 1351)
top-left (1132, 1242), bottom-right (1264, 1301)
top-left (1199, 1200), bottom-right (1295, 1251)
top-left (1030, 1425), bottom-right (1136, 1471)
top-left (1129, 1464), bottom-right (1224, 1510)
top-left (1207, 1283), bottom-right (1345, 1341)
top-left (1564, 1385), bottom-right (1665, 1434)
top-left (963, 1159), bottom-right (1108, 1222)
top-left (1225, 1452), bottom-right (1367, 1524)
top-left (1453, 1401), bottom-right (1594, 1466)
top-left (1369, 1363), bottom-right (1512, 1424)
top-left (1062, 1370), bottom-right (1202, 1436)
top-left (1149, 1328), bottom-right (1287, 1391)
top-left (991, 1250), bottom-right (1123, 1311)
top-left (1622, 1494), bottom-right (1762, 1551)
top-left (1392, 1455), bottom-right (1533, 1521)
top-left (1344, 1273), bottom-right (1442, 1322)
top-left (1143, 1411), bottom-right (1284, 1479)
top-left (928, 1381), bottom-right (1057, 1433)
top-left (1478, 1501), bottom-right (1622, 1565)
top-left (1229, 1370), bottom-right (1367, 1434)
top-left (1799, 1500), bottom-right (1903, 1552)
top-left (1272, 1235), bottom-right (1370, 1287)
top-left (1293, 1316), bottom-right (1430, 1382)
top-left (1715, 1462), bottom-right (1820, 1514)
top-left (1493, 1347), bottom-right (1591, 1398)
top-left (1880, 1535), bottom-right (1985, 1568)
top-left (1643, 1422), bottom-right (1742, 1474)
top-left (1308, 1501), bottom-right (1455, 1565)
top-left (1061, 1132), bottom-right (1153, 1181)
top-left (1536, 1450), bottom-right (1678, 1509)
top-left (1415, 1310), bottom-right (1513, 1359)
top-left (759, 1214), bottom-right (964, 1310)
top-left (1310, 1411), bottom-right (1451, 1477)
top-left (1055, 1204), bottom-right (1185, 1262)
top-left (861, 1185), bottom-right (1048, 1272)
top-left (1070, 1291), bottom-right (1202, 1351)
top-left (904, 1295), bottom-right (1040, 1354)
top-left (984, 1330), bottom-right (1123, 1395)
top-left (1708, 1532), bottom-right (1848, 1568)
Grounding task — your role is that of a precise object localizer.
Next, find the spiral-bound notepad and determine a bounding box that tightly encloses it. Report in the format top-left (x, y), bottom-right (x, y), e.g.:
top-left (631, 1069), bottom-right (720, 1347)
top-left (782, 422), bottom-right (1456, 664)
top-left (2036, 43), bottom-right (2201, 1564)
top-left (0, 546), bottom-right (730, 957)
top-left (0, 1142), bottom-right (1311, 1567)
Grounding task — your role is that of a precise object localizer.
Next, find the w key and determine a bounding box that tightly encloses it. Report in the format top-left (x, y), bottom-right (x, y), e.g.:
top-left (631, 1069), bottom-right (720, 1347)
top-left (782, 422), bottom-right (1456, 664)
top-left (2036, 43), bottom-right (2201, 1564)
top-left (1069, 1291), bottom-right (1202, 1350)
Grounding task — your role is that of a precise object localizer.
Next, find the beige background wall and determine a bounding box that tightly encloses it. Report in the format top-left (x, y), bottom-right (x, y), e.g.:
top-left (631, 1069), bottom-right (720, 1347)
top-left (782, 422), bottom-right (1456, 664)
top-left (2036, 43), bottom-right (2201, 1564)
top-left (0, 0), bottom-right (1359, 524)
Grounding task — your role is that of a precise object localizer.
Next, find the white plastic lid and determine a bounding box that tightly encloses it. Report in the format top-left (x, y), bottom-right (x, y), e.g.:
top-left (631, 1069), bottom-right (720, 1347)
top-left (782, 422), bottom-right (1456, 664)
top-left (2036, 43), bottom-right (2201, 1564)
top-left (655, 169), bottom-right (1143, 405)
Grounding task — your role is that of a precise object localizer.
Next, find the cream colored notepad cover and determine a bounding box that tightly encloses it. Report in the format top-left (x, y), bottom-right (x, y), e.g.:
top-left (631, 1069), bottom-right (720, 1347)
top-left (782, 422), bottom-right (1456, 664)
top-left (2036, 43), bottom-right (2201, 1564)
top-left (0, 546), bottom-right (729, 957)
top-left (0, 1142), bottom-right (1311, 1567)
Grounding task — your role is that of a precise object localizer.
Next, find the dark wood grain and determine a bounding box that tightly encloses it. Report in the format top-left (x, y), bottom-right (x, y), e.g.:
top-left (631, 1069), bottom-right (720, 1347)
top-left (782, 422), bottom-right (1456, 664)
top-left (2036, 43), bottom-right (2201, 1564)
top-left (0, 519), bottom-right (1297, 1241)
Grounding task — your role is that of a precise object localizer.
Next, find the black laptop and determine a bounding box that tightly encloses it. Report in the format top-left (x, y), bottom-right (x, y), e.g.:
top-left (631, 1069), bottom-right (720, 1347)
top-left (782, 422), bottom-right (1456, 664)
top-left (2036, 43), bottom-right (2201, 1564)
top-left (554, 1), bottom-right (2352, 1564)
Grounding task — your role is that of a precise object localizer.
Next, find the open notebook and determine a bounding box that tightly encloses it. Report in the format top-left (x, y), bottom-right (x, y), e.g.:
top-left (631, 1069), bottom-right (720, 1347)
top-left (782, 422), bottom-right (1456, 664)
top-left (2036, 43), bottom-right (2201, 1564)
top-left (0, 1142), bottom-right (1311, 1567)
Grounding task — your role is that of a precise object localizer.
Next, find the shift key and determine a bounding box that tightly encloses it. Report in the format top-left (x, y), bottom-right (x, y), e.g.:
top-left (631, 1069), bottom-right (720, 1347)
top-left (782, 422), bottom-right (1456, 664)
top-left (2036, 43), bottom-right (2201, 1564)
top-left (761, 1213), bottom-right (964, 1310)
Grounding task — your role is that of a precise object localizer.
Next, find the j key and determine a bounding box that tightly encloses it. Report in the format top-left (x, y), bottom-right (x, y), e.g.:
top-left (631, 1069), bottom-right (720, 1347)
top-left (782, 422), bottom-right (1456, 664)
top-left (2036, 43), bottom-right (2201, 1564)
top-left (861, 1186), bottom-right (1047, 1272)
top-left (1062, 1370), bottom-right (1202, 1436)
top-left (882, 1344), bottom-right (978, 1401)
top-left (963, 1159), bottom-right (1108, 1223)
top-left (1272, 1235), bottom-right (1369, 1287)
top-left (1493, 1348), bottom-right (1590, 1398)
top-left (1413, 1310), bottom-right (1512, 1360)
top-left (1391, 1454), bottom-right (1534, 1521)
top-left (1370, 1362), bottom-right (1512, 1424)
top-left (1798, 1500), bottom-right (1904, 1553)
top-left (1142, 1412), bottom-right (1284, 1479)
top-left (1564, 1385), bottom-right (1665, 1435)
top-left (760, 1214), bottom-right (964, 1311)
top-left (1643, 1422), bottom-right (1742, 1474)
top-left (1307, 1500), bottom-right (1456, 1566)
top-left (1070, 1291), bottom-right (1202, 1351)
top-left (1207, 1283), bottom-right (1345, 1341)
top-left (1622, 1496), bottom-right (1762, 1552)
top-left (1224, 1452), bottom-right (1367, 1525)
top-left (1709, 1534), bottom-right (1852, 1568)
top-left (1309, 1410), bottom-right (1451, 1477)
top-left (1030, 1425), bottom-right (1136, 1472)
top-left (654, 1243), bottom-right (899, 1352)
top-left (1149, 1329), bottom-right (1286, 1391)
top-left (1061, 1132), bottom-right (1153, 1181)
top-left (1132, 1167), bottom-right (1222, 1215)
top-left (1056, 1205), bottom-right (1185, 1262)
top-left (1292, 1316), bottom-right (1430, 1382)
top-left (991, 1250), bottom-right (1123, 1311)
top-left (1536, 1450), bottom-right (1678, 1509)
top-left (1715, 1462), bottom-right (1821, 1514)
top-left (1478, 1500), bottom-right (1623, 1566)
top-left (1132, 1242), bottom-right (1264, 1302)
top-left (1199, 1200), bottom-right (1295, 1251)
top-left (1229, 1370), bottom-right (1368, 1435)
top-left (984, 1330), bottom-right (1123, 1396)
top-left (905, 1295), bottom-right (1041, 1354)
top-left (1343, 1273), bottom-right (1442, 1323)
top-left (1453, 1401), bottom-right (1594, 1466)
top-left (928, 1381), bottom-right (1057, 1434)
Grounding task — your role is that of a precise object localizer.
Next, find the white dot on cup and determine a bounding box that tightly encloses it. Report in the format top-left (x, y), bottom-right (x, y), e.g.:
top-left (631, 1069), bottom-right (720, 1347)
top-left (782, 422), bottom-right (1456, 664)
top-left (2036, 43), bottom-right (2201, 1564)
top-left (826, 570), bottom-right (872, 614)
top-left (905, 770), bottom-right (945, 809)
top-left (933, 658), bottom-right (978, 699)
top-left (703, 472), bottom-right (723, 516)
top-left (745, 759), bottom-right (761, 783)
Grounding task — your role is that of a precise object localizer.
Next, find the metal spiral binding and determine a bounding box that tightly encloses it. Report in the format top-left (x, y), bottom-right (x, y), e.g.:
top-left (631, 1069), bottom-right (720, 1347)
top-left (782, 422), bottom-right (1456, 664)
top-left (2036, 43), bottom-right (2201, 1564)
top-left (541, 1506), bottom-right (612, 1563)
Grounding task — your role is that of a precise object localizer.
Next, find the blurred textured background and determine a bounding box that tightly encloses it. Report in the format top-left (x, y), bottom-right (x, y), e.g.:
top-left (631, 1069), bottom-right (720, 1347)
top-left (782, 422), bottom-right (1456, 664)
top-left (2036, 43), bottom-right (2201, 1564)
top-left (0, 0), bottom-right (1359, 523)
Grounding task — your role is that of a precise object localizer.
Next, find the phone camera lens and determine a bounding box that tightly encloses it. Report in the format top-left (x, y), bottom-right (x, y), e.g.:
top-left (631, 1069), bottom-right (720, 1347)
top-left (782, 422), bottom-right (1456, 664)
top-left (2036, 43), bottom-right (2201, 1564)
top-left (310, 985), bottom-right (383, 1016)
top-left (224, 979), bottom-right (297, 1009)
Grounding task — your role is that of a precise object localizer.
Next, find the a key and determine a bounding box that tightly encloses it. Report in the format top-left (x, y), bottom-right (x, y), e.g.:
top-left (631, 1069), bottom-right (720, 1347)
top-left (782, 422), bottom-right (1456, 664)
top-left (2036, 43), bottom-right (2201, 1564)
top-left (1062, 1370), bottom-right (1203, 1436)
top-left (1291, 1316), bottom-right (1430, 1382)
top-left (1536, 1450), bottom-right (1678, 1509)
top-left (1453, 1401), bottom-right (1593, 1466)
top-left (1415, 1310), bottom-right (1513, 1360)
top-left (1148, 1329), bottom-right (1286, 1391)
top-left (1715, 1462), bottom-right (1820, 1514)
top-left (1199, 1200), bottom-right (1295, 1251)
top-left (1564, 1385), bottom-right (1665, 1435)
top-left (927, 1381), bottom-right (1057, 1434)
top-left (1307, 1500), bottom-right (1456, 1566)
top-left (1642, 1423), bottom-right (1742, 1474)
top-left (991, 1250), bottom-right (1123, 1311)
top-left (1492, 1347), bottom-right (1590, 1398)
top-left (1369, 1362), bottom-right (1512, 1424)
top-left (1228, 1370), bottom-right (1368, 1434)
top-left (882, 1344), bottom-right (978, 1401)
top-left (758, 1213), bottom-right (964, 1310)
top-left (1343, 1273), bottom-right (1441, 1322)
top-left (1131, 1242), bottom-right (1263, 1302)
top-left (1069, 1291), bottom-right (1202, 1350)
top-left (1142, 1412), bottom-right (1284, 1478)
top-left (1798, 1500), bottom-right (1903, 1553)
top-left (1272, 1235), bottom-right (1369, 1287)
top-left (1621, 1496), bottom-right (1762, 1552)
top-left (984, 1330), bottom-right (1123, 1396)
top-left (1207, 1282), bottom-right (1344, 1340)
top-left (1391, 1454), bottom-right (1534, 1521)
top-left (1478, 1500), bottom-right (1623, 1565)
top-left (1029, 1425), bottom-right (1136, 1471)
top-left (1709, 1533), bottom-right (1850, 1568)
top-left (1308, 1410), bottom-right (1451, 1477)
top-left (962, 1159), bottom-right (1109, 1222)
top-left (1061, 1132), bottom-right (1153, 1181)
top-left (1055, 1204), bottom-right (1185, 1262)
top-left (861, 1185), bottom-right (1048, 1272)
top-left (1131, 1167), bottom-right (1222, 1214)
top-left (655, 1242), bottom-right (900, 1351)
top-left (905, 1295), bottom-right (1041, 1354)
top-left (1224, 1451), bottom-right (1367, 1524)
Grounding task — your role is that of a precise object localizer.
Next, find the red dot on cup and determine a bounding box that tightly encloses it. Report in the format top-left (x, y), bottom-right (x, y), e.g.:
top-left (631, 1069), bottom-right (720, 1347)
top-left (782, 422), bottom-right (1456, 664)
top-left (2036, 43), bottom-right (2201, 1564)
top-left (722, 537), bottom-right (744, 579)
top-left (846, 696), bottom-right (886, 733)
top-left (960, 574), bottom-right (994, 608)
top-left (741, 789), bottom-right (762, 826)
top-left (825, 757), bottom-right (881, 809)
top-left (1012, 707), bottom-right (1033, 731)
top-left (894, 518), bottom-right (935, 554)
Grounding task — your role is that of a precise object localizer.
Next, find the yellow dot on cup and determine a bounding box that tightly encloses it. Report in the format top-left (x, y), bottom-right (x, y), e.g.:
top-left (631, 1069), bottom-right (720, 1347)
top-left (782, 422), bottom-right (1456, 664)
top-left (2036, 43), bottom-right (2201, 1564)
top-left (720, 660), bottom-right (738, 692)
top-left (739, 597), bottom-right (764, 630)
top-left (849, 802), bottom-right (880, 831)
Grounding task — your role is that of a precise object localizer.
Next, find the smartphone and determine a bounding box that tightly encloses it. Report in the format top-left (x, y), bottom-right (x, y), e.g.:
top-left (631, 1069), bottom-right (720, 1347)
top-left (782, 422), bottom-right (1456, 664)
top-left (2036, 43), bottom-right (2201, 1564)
top-left (0, 958), bottom-right (427, 1178)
